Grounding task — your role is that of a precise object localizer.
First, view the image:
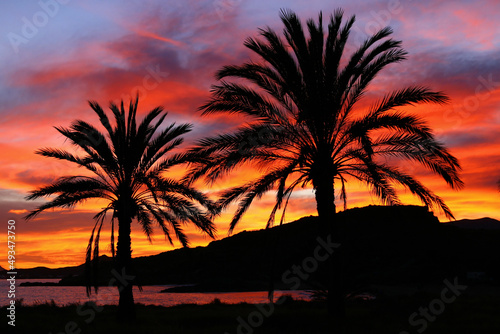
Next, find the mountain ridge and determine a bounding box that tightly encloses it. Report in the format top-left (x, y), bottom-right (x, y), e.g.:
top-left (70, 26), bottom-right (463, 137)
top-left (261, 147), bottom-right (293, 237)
top-left (446, 217), bottom-right (500, 230)
top-left (2, 205), bottom-right (499, 291)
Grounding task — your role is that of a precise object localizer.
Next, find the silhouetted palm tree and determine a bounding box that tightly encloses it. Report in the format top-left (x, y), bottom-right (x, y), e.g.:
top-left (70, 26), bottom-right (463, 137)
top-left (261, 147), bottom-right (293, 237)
top-left (187, 9), bottom-right (463, 324)
top-left (26, 98), bottom-right (217, 320)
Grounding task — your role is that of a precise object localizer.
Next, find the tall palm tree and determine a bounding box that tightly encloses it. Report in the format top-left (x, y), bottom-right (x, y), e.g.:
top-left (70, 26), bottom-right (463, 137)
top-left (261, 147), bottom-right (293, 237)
top-left (26, 98), bottom-right (217, 320)
top-left (187, 9), bottom-right (463, 322)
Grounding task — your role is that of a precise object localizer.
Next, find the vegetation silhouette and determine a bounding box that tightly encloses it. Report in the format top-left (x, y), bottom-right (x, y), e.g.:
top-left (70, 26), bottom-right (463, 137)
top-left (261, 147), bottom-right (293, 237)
top-left (25, 97), bottom-right (217, 320)
top-left (186, 8), bottom-right (464, 327)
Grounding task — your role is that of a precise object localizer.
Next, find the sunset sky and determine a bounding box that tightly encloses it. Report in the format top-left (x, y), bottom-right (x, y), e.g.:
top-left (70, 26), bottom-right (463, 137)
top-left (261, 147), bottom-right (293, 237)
top-left (1, 0), bottom-right (499, 269)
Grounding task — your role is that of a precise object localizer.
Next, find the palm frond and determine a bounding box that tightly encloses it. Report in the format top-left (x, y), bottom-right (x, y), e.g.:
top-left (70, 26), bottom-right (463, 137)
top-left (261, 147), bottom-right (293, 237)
top-left (27, 97), bottom-right (218, 297)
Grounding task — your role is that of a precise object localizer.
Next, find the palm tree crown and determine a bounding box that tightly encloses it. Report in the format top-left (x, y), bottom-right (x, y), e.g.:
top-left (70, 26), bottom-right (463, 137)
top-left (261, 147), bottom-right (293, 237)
top-left (188, 9), bottom-right (463, 233)
top-left (27, 98), bottom-right (216, 245)
top-left (26, 98), bottom-right (217, 318)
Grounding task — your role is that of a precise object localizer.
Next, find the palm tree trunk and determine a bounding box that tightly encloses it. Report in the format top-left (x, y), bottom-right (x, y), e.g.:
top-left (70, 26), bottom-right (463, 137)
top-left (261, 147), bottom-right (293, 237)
top-left (313, 176), bottom-right (345, 328)
top-left (116, 205), bottom-right (136, 321)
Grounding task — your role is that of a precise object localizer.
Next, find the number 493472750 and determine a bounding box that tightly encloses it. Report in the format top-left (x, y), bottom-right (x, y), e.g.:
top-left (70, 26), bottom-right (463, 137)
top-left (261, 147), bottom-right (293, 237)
top-left (8, 220), bottom-right (15, 270)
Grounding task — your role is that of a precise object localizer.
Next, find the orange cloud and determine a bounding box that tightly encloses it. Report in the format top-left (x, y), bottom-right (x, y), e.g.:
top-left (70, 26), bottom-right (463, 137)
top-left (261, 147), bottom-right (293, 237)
top-left (8, 209), bottom-right (28, 215)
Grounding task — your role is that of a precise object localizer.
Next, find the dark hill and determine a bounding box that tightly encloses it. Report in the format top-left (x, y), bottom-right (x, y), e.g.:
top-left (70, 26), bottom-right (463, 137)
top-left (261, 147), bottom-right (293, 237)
top-left (60, 205), bottom-right (500, 291)
top-left (3, 205), bottom-right (499, 292)
top-left (0, 263), bottom-right (85, 279)
top-left (446, 217), bottom-right (500, 230)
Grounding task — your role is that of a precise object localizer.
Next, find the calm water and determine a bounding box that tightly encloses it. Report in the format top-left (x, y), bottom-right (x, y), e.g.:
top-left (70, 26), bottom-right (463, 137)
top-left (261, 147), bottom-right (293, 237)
top-left (0, 279), bottom-right (311, 306)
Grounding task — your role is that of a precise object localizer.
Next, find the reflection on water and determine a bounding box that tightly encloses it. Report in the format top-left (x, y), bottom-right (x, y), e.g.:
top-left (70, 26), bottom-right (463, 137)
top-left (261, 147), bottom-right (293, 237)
top-left (0, 279), bottom-right (311, 306)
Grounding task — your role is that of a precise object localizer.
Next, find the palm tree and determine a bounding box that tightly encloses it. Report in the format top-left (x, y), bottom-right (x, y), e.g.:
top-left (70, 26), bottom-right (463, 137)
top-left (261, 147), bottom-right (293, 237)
top-left (187, 9), bottom-right (463, 323)
top-left (25, 98), bottom-right (217, 320)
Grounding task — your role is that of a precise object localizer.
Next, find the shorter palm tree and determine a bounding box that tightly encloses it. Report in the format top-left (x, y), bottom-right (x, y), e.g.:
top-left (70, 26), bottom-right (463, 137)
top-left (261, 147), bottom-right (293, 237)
top-left (26, 97), bottom-right (217, 320)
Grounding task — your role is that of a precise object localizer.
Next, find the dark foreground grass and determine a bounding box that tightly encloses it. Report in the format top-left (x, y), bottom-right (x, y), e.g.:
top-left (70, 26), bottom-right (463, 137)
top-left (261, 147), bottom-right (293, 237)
top-left (2, 293), bottom-right (499, 334)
